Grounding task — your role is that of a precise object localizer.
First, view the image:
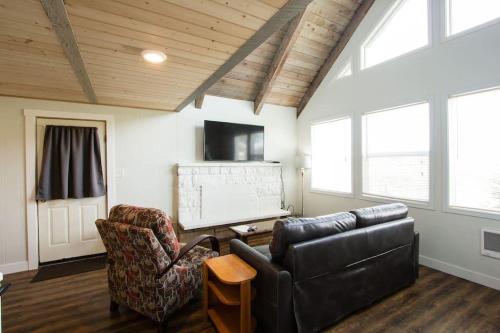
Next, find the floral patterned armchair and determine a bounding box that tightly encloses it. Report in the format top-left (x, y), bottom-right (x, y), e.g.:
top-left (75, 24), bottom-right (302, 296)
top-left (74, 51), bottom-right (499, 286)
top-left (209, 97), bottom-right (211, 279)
top-left (96, 205), bottom-right (219, 332)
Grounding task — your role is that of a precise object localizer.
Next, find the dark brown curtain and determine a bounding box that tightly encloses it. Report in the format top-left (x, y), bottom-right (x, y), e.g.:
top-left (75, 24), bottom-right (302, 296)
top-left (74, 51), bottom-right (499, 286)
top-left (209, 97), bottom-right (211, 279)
top-left (36, 125), bottom-right (105, 200)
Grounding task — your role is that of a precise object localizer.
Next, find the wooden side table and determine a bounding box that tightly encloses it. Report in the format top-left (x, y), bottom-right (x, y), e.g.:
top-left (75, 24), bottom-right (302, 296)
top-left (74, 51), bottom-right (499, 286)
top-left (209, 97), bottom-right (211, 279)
top-left (203, 254), bottom-right (257, 333)
top-left (229, 219), bottom-right (277, 244)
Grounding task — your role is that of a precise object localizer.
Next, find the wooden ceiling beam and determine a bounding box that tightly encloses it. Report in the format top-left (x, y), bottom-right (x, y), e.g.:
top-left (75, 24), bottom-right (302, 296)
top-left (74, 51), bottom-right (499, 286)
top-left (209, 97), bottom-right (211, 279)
top-left (296, 0), bottom-right (375, 117)
top-left (194, 94), bottom-right (205, 109)
top-left (174, 0), bottom-right (314, 112)
top-left (254, 7), bottom-right (310, 115)
top-left (40, 0), bottom-right (97, 103)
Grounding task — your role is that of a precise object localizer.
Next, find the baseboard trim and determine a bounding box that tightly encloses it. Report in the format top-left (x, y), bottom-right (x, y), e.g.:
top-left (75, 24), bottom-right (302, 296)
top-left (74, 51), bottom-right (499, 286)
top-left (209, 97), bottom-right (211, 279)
top-left (420, 255), bottom-right (500, 291)
top-left (0, 261), bottom-right (29, 275)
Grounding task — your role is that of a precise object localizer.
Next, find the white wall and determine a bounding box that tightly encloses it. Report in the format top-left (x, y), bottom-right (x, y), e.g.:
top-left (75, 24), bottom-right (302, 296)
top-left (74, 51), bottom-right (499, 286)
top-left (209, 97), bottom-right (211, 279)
top-left (297, 0), bottom-right (500, 290)
top-left (0, 95), bottom-right (297, 274)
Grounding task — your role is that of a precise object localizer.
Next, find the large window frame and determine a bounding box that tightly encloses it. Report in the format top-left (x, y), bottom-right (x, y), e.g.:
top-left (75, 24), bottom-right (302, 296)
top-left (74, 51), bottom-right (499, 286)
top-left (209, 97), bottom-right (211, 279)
top-left (360, 101), bottom-right (434, 209)
top-left (443, 86), bottom-right (500, 221)
top-left (361, 0), bottom-right (432, 70)
top-left (444, 0), bottom-right (500, 40)
top-left (310, 115), bottom-right (354, 198)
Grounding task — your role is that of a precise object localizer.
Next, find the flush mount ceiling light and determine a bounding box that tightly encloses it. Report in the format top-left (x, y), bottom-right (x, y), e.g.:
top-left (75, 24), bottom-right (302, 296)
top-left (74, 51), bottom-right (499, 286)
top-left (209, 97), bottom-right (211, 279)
top-left (141, 50), bottom-right (167, 64)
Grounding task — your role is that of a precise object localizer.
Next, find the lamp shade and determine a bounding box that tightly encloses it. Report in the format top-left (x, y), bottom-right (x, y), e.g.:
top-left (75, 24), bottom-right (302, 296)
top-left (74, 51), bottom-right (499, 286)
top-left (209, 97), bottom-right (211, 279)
top-left (296, 154), bottom-right (312, 169)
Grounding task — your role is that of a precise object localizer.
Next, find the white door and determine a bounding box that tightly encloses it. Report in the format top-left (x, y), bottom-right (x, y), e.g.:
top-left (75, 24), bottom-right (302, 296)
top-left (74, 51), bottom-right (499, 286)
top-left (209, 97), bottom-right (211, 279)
top-left (37, 118), bottom-right (107, 263)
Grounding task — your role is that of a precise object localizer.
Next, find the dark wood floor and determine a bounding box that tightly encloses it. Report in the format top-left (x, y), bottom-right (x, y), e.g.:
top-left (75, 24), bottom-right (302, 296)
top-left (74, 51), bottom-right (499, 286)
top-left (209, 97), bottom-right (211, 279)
top-left (3, 265), bottom-right (500, 333)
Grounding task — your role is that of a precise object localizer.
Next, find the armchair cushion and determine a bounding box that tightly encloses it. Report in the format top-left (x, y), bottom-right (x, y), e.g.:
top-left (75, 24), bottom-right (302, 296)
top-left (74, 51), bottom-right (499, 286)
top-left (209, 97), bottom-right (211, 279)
top-left (109, 204), bottom-right (180, 259)
top-left (157, 246), bottom-right (217, 319)
top-left (96, 219), bottom-right (171, 275)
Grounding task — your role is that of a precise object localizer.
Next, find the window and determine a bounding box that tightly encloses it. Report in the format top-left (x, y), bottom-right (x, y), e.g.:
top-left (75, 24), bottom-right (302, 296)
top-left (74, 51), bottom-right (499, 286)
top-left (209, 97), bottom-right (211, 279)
top-left (336, 60), bottom-right (352, 79)
top-left (362, 0), bottom-right (428, 69)
top-left (362, 103), bottom-right (430, 202)
top-left (311, 117), bottom-right (352, 194)
top-left (448, 88), bottom-right (500, 215)
top-left (447, 0), bottom-right (500, 36)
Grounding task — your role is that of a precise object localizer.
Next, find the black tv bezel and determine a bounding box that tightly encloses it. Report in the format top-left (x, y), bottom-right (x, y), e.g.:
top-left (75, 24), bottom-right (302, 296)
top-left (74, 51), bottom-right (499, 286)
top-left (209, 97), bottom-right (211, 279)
top-left (203, 120), bottom-right (265, 162)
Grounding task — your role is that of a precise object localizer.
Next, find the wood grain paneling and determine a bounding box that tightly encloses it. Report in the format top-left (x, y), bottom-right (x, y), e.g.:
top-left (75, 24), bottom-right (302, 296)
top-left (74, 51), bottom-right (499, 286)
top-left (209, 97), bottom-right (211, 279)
top-left (297, 0), bottom-right (375, 115)
top-left (40, 0), bottom-right (97, 103)
top-left (3, 265), bottom-right (500, 332)
top-left (209, 0), bottom-right (363, 113)
top-left (206, 28), bottom-right (285, 101)
top-left (174, 0), bottom-right (315, 111)
top-left (0, 0), bottom-right (87, 103)
top-left (0, 0), bottom-right (371, 113)
top-left (254, 8), bottom-right (310, 114)
top-left (65, 0), bottom-right (289, 111)
top-left (0, 0), bottom-right (291, 111)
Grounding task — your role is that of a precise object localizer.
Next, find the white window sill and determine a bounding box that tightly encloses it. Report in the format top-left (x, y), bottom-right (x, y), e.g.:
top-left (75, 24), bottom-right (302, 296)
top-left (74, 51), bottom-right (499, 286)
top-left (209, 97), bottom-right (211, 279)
top-left (443, 205), bottom-right (500, 221)
top-left (310, 188), bottom-right (354, 199)
top-left (359, 193), bottom-right (434, 210)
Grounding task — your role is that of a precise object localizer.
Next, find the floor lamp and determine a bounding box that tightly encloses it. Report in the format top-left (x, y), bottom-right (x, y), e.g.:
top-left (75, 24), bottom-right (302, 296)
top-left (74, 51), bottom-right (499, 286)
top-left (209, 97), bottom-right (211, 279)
top-left (296, 154), bottom-right (311, 217)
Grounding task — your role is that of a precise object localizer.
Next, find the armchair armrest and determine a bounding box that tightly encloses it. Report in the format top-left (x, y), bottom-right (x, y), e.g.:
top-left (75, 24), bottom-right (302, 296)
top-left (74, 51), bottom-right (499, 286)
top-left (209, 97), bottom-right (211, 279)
top-left (158, 235), bottom-right (219, 277)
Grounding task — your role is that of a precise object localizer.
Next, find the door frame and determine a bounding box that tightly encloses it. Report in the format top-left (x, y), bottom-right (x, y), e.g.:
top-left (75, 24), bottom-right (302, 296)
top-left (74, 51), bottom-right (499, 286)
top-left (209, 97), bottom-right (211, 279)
top-left (24, 109), bottom-right (115, 270)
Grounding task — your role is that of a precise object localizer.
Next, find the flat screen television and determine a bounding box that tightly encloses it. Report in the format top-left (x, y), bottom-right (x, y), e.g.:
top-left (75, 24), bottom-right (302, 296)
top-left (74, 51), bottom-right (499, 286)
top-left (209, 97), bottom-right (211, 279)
top-left (204, 120), bottom-right (264, 161)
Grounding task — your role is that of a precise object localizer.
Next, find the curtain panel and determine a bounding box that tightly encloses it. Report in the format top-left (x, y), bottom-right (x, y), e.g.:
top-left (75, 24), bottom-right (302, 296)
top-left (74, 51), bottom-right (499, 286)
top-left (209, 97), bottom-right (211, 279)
top-left (37, 125), bottom-right (105, 200)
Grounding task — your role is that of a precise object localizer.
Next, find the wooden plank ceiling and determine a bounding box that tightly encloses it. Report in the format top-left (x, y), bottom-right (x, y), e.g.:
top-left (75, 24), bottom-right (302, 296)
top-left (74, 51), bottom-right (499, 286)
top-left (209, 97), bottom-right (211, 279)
top-left (208, 0), bottom-right (363, 111)
top-left (0, 0), bottom-right (368, 114)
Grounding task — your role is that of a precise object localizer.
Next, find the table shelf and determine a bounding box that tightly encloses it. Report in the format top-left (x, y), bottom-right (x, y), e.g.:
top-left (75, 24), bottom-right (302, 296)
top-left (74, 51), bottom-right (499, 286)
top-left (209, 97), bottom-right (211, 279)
top-left (208, 280), bottom-right (240, 306)
top-left (204, 254), bottom-right (257, 333)
top-left (208, 305), bottom-right (256, 333)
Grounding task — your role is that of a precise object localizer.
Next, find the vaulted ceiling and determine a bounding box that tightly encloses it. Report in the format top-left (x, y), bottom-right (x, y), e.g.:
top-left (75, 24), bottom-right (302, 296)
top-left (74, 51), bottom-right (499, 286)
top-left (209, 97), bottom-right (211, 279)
top-left (0, 0), bottom-right (373, 115)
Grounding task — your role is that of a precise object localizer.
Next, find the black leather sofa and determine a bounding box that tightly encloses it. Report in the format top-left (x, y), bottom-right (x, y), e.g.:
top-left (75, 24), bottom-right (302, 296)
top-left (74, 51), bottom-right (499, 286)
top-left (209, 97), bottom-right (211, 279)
top-left (230, 203), bottom-right (419, 333)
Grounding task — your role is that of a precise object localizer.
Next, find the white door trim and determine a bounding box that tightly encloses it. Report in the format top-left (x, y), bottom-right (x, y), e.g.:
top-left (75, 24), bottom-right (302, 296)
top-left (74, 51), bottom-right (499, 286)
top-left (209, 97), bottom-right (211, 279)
top-left (24, 109), bottom-right (116, 270)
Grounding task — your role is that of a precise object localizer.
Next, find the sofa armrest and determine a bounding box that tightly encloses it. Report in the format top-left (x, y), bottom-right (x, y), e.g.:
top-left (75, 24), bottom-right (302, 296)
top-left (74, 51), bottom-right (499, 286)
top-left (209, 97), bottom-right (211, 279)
top-left (230, 239), bottom-right (295, 333)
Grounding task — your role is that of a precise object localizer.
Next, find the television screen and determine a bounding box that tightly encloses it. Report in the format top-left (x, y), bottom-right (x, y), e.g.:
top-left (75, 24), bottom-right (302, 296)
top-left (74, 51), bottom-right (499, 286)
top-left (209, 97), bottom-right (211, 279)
top-left (204, 120), bottom-right (264, 161)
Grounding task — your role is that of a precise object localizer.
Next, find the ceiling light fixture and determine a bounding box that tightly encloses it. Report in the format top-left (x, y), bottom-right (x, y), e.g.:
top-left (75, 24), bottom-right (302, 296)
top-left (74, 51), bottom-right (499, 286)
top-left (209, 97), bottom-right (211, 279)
top-left (141, 50), bottom-right (167, 64)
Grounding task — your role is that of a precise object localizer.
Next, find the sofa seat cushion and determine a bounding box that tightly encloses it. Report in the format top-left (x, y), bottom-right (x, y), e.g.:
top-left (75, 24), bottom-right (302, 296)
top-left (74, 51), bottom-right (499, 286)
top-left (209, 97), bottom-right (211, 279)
top-left (253, 244), bottom-right (272, 260)
top-left (351, 203), bottom-right (408, 228)
top-left (269, 212), bottom-right (356, 263)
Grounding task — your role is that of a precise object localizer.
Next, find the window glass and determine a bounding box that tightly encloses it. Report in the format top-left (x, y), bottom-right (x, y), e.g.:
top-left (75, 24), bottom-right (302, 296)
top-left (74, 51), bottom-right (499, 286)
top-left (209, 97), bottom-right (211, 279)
top-left (448, 0), bottom-right (500, 36)
top-left (362, 0), bottom-right (428, 68)
top-left (362, 103), bottom-right (430, 202)
top-left (311, 117), bottom-right (352, 193)
top-left (448, 88), bottom-right (500, 213)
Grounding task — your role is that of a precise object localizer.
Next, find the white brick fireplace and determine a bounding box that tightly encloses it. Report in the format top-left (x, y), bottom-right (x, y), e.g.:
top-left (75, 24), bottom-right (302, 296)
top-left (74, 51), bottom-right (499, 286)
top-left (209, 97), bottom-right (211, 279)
top-left (177, 163), bottom-right (290, 230)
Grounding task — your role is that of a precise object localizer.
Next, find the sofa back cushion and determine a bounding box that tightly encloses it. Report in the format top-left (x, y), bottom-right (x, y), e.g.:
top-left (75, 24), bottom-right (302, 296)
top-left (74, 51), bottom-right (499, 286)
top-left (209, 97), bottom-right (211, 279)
top-left (269, 212), bottom-right (356, 263)
top-left (350, 203), bottom-right (408, 228)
